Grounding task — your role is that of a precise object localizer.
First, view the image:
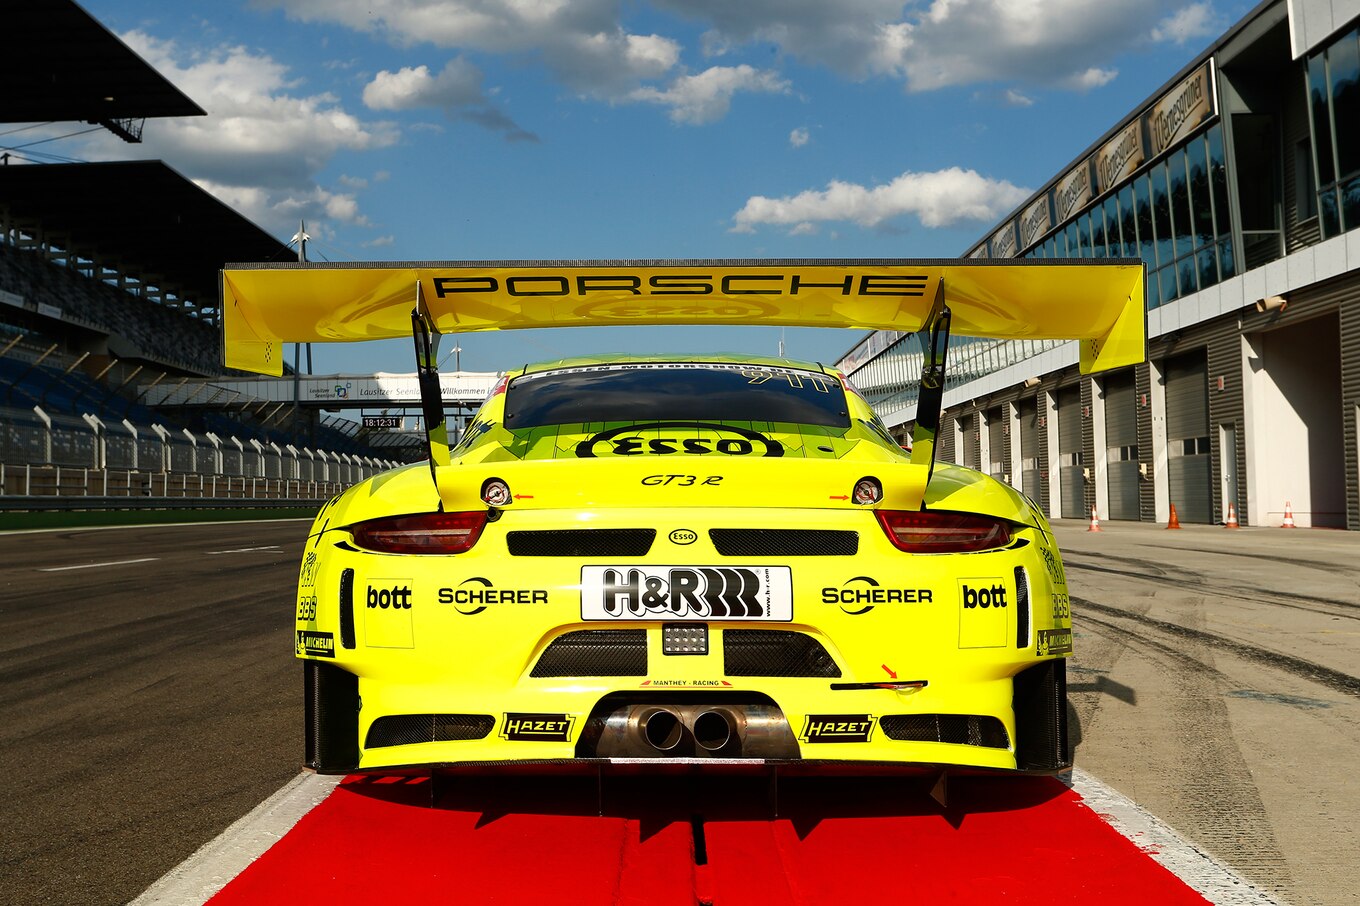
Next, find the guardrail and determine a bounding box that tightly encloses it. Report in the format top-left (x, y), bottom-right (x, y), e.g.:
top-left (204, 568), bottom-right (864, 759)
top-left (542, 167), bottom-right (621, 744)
top-left (0, 495), bottom-right (322, 512)
top-left (0, 464), bottom-right (350, 510)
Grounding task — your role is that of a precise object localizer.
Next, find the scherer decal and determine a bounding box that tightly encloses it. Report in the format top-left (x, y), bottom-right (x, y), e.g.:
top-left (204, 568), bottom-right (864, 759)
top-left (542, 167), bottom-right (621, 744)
top-left (821, 576), bottom-right (934, 615)
top-left (439, 577), bottom-right (549, 615)
top-left (575, 422), bottom-right (784, 459)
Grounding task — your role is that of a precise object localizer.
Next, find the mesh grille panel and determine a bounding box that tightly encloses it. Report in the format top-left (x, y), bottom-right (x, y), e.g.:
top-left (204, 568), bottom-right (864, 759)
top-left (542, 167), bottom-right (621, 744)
top-left (709, 529), bottom-right (858, 556)
top-left (531, 629), bottom-right (648, 677)
top-left (1015, 565), bottom-right (1030, 648)
top-left (507, 529), bottom-right (655, 557)
top-left (365, 714), bottom-right (494, 749)
top-left (723, 630), bottom-right (840, 677)
top-left (879, 714), bottom-right (1009, 748)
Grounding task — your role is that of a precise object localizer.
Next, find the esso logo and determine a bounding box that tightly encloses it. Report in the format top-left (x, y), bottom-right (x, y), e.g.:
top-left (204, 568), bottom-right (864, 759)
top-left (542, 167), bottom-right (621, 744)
top-left (669, 529), bottom-right (698, 545)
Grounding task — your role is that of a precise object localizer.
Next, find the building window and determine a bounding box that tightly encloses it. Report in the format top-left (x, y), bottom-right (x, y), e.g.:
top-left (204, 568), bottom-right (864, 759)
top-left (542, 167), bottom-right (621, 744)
top-left (1295, 139), bottom-right (1318, 220)
top-left (1306, 26), bottom-right (1360, 237)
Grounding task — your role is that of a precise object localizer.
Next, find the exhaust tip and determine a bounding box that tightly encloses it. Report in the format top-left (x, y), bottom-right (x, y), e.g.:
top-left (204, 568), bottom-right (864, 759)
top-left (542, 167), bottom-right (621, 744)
top-left (693, 709), bottom-right (735, 753)
top-left (641, 708), bottom-right (684, 751)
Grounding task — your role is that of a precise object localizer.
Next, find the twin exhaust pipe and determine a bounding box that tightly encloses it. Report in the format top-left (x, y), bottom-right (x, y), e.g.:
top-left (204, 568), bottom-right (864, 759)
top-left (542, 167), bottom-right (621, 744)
top-left (642, 707), bottom-right (734, 753)
top-left (582, 700), bottom-right (800, 759)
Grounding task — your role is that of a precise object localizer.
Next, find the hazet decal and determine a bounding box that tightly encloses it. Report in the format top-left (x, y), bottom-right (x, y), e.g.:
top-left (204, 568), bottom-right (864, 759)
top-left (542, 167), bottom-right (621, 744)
top-left (501, 713), bottom-right (575, 742)
top-left (801, 714), bottom-right (875, 743)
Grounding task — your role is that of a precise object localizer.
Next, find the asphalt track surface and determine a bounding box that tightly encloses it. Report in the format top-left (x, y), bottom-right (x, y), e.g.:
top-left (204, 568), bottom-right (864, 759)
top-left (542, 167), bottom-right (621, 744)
top-left (2, 519), bottom-right (1358, 904)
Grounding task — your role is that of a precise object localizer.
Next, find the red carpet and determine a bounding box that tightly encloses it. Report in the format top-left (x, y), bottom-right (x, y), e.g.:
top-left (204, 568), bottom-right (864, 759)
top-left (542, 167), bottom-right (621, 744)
top-left (209, 772), bottom-right (1210, 905)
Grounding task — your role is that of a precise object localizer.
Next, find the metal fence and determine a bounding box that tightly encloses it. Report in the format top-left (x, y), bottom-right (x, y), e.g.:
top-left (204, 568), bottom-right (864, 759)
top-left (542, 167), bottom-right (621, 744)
top-left (1, 404), bottom-right (400, 501)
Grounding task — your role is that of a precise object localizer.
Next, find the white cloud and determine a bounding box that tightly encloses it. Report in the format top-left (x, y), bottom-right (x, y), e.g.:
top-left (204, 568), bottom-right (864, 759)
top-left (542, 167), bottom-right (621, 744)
top-left (627, 65), bottom-right (789, 124)
top-left (365, 234), bottom-right (397, 247)
top-left (657, 0), bottom-right (1192, 92)
top-left (78, 31), bottom-right (396, 238)
top-left (1151, 2), bottom-right (1222, 45)
top-left (362, 58), bottom-right (538, 140)
top-left (1003, 88), bottom-right (1034, 107)
top-left (266, 0), bottom-right (681, 97)
top-left (731, 168), bottom-right (1031, 233)
top-left (1060, 67), bottom-right (1119, 91)
top-left (789, 127), bottom-right (810, 147)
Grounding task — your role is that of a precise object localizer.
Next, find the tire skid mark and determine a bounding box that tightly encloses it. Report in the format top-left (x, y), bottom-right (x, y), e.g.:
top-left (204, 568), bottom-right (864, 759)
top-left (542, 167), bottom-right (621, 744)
top-left (1139, 542), bottom-right (1355, 574)
top-left (1075, 603), bottom-right (1295, 900)
top-left (1075, 596), bottom-right (1360, 698)
top-left (1065, 556), bottom-right (1360, 619)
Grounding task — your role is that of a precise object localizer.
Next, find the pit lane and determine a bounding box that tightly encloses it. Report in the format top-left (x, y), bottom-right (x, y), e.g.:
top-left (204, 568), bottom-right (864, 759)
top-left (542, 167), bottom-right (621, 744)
top-left (1, 520), bottom-right (1356, 905)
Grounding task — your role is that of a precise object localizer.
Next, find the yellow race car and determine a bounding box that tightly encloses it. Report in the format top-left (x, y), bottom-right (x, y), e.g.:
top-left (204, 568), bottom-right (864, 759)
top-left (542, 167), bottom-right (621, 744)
top-left (222, 260), bottom-right (1144, 777)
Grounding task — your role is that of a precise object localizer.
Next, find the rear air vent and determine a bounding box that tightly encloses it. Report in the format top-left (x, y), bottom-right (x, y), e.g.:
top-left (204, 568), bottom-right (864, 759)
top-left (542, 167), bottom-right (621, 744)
top-left (365, 714), bottom-right (494, 748)
top-left (338, 568), bottom-right (356, 649)
top-left (723, 630), bottom-right (840, 677)
top-left (878, 714), bottom-right (1009, 748)
top-left (507, 529), bottom-right (655, 557)
top-left (1015, 565), bottom-right (1030, 648)
top-left (709, 529), bottom-right (858, 556)
top-left (530, 629), bottom-right (648, 677)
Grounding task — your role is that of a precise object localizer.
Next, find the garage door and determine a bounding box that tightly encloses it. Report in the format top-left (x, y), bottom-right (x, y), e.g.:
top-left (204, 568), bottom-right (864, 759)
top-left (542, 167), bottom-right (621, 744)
top-left (987, 407), bottom-right (1006, 480)
top-left (1019, 398), bottom-right (1041, 507)
top-left (1104, 370), bottom-right (1139, 520)
top-left (1165, 353), bottom-right (1211, 523)
top-left (1057, 386), bottom-right (1084, 519)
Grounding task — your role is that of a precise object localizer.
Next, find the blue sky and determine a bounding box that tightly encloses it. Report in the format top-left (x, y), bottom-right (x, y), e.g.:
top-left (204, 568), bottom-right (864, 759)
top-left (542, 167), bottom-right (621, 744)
top-left (18, 0), bottom-right (1251, 376)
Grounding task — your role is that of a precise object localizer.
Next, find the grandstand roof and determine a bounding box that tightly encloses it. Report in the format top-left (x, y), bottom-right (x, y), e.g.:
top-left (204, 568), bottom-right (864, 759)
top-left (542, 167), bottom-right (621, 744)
top-left (0, 161), bottom-right (293, 310)
top-left (1, 0), bottom-right (204, 126)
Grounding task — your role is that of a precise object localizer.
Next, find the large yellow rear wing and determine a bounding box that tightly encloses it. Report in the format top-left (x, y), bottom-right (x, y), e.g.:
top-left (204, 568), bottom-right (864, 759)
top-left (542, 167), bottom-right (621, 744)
top-left (222, 260), bottom-right (1144, 376)
top-left (220, 259), bottom-right (1144, 486)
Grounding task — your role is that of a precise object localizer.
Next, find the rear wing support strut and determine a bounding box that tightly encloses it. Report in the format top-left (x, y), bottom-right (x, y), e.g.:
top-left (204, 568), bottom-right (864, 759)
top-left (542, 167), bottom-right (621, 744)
top-left (411, 281), bottom-right (452, 489)
top-left (910, 281), bottom-right (951, 487)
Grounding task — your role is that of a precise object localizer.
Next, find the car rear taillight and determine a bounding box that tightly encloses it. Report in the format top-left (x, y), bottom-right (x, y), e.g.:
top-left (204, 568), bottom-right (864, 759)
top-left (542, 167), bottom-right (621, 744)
top-left (875, 510), bottom-right (1012, 553)
top-left (350, 511), bottom-right (488, 554)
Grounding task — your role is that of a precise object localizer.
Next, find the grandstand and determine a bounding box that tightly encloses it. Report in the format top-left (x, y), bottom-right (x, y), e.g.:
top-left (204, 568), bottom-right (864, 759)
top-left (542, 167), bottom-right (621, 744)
top-left (0, 2), bottom-right (410, 507)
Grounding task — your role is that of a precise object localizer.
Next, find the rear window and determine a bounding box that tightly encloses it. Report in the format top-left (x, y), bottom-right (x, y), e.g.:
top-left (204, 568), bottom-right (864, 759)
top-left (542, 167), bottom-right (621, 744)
top-left (504, 363), bottom-right (849, 428)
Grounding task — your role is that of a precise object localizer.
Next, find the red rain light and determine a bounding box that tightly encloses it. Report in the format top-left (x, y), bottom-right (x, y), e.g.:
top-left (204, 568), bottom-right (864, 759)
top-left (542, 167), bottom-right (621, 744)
top-left (351, 511), bottom-right (488, 554)
top-left (875, 510), bottom-right (1012, 553)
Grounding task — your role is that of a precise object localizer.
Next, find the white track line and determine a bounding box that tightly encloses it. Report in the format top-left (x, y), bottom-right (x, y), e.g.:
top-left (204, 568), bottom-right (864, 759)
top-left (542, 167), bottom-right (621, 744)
top-left (37, 557), bottom-right (159, 572)
top-left (130, 772), bottom-right (341, 906)
top-left (206, 545), bottom-right (283, 555)
top-left (1068, 768), bottom-right (1284, 905)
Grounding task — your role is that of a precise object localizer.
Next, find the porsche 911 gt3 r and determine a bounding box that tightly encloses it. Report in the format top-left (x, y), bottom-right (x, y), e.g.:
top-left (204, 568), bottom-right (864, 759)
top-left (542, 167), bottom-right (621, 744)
top-left (222, 259), bottom-right (1145, 776)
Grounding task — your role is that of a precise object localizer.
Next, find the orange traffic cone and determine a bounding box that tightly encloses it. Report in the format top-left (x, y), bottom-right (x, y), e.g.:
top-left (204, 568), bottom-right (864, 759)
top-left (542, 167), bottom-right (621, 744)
top-left (1224, 502), bottom-right (1239, 529)
top-left (1166, 503), bottom-right (1182, 529)
top-left (1087, 506), bottom-right (1101, 532)
top-left (1281, 501), bottom-right (1296, 528)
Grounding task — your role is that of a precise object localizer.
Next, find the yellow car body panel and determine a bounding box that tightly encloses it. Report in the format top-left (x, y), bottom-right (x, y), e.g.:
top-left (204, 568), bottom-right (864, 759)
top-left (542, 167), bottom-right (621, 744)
top-left (295, 359), bottom-right (1074, 773)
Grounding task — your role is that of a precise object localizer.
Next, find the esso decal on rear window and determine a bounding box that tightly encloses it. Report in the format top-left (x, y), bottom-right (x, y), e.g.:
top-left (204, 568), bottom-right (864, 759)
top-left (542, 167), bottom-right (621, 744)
top-left (575, 422), bottom-right (784, 458)
top-left (580, 566), bottom-right (793, 621)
